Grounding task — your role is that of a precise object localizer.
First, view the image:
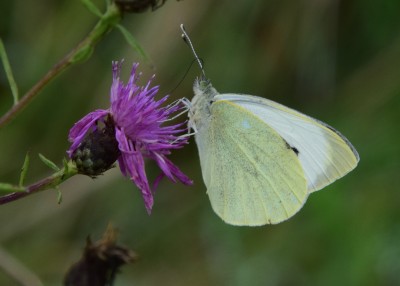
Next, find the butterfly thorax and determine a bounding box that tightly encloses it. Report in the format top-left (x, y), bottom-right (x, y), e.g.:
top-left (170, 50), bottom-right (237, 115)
top-left (189, 77), bottom-right (219, 132)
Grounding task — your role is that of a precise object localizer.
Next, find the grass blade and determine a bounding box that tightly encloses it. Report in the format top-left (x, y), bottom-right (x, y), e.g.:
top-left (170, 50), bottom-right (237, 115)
top-left (0, 39), bottom-right (19, 105)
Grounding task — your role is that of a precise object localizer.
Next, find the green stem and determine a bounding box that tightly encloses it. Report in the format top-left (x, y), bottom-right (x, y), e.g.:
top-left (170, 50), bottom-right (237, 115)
top-left (0, 2), bottom-right (121, 128)
top-left (0, 161), bottom-right (78, 205)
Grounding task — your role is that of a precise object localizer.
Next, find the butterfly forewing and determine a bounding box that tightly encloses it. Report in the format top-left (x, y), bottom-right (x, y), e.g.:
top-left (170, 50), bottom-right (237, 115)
top-left (215, 94), bottom-right (360, 193)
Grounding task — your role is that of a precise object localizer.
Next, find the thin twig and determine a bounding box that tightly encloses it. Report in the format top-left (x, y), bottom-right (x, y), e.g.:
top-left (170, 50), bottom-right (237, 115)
top-left (0, 163), bottom-right (78, 205)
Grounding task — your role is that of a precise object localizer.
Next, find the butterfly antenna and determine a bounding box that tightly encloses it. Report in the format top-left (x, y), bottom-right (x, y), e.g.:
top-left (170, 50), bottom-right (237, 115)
top-left (180, 24), bottom-right (206, 79)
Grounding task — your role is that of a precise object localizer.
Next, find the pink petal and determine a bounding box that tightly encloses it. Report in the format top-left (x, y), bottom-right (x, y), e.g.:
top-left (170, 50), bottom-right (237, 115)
top-left (151, 153), bottom-right (193, 186)
top-left (115, 127), bottom-right (154, 213)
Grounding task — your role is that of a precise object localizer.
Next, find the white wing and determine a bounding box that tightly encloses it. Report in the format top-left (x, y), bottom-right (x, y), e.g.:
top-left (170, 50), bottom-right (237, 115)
top-left (215, 94), bottom-right (360, 192)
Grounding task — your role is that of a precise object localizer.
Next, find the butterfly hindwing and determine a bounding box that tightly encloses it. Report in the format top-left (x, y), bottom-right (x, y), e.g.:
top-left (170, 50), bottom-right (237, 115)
top-left (195, 100), bottom-right (308, 225)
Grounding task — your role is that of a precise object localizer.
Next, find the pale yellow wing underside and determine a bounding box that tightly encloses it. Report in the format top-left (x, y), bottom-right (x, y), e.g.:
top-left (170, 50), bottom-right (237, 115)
top-left (215, 94), bottom-right (360, 193)
top-left (195, 100), bottom-right (308, 226)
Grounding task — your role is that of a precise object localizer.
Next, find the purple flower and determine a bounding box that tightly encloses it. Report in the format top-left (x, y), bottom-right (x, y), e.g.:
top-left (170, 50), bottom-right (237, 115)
top-left (68, 61), bottom-right (192, 213)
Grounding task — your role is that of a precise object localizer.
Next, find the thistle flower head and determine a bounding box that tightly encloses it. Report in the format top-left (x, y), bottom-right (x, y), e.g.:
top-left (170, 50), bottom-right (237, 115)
top-left (68, 61), bottom-right (192, 213)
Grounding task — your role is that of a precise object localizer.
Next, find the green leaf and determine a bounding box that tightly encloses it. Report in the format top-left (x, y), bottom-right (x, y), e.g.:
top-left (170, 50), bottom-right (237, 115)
top-left (63, 158), bottom-right (69, 171)
top-left (116, 24), bottom-right (152, 64)
top-left (81, 0), bottom-right (102, 18)
top-left (0, 38), bottom-right (19, 105)
top-left (19, 152), bottom-right (30, 187)
top-left (56, 187), bottom-right (63, 204)
top-left (39, 154), bottom-right (60, 171)
top-left (0, 183), bottom-right (24, 194)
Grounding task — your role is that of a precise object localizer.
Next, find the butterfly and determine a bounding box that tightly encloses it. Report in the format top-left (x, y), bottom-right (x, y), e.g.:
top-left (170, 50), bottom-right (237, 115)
top-left (181, 25), bottom-right (359, 226)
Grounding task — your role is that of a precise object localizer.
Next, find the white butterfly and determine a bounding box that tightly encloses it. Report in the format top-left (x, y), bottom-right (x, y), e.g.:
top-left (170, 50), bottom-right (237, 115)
top-left (181, 25), bottom-right (359, 226)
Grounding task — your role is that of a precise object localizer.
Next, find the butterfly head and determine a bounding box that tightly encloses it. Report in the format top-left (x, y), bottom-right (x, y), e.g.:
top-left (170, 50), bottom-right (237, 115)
top-left (193, 76), bottom-right (218, 99)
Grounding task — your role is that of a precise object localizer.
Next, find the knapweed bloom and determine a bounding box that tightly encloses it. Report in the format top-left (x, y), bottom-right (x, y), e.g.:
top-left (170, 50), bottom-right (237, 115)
top-left (68, 61), bottom-right (192, 213)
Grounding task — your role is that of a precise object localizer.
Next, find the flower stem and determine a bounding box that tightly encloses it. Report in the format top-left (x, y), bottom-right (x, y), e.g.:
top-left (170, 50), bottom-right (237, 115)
top-left (0, 162), bottom-right (78, 205)
top-left (0, 2), bottom-right (121, 129)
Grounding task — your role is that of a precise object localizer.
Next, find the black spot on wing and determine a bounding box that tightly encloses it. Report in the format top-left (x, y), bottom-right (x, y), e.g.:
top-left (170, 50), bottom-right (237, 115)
top-left (291, 146), bottom-right (299, 155)
top-left (284, 140), bottom-right (300, 156)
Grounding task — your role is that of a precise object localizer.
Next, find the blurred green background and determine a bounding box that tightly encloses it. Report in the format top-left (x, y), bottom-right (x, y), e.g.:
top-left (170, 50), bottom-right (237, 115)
top-left (1, 0), bottom-right (399, 285)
